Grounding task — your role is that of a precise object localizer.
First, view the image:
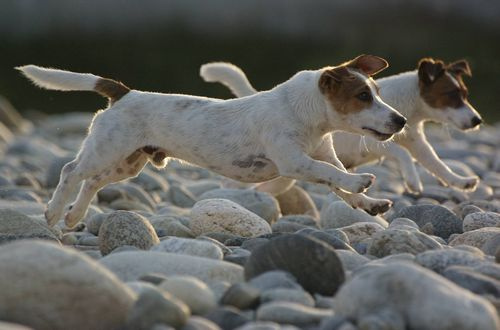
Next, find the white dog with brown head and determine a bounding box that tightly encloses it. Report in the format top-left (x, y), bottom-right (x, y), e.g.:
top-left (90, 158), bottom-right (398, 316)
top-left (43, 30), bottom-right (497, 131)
top-left (18, 55), bottom-right (405, 228)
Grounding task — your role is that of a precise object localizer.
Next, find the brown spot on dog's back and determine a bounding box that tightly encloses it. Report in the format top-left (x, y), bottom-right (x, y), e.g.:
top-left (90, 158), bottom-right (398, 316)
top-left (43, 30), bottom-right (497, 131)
top-left (319, 66), bottom-right (374, 114)
top-left (418, 59), bottom-right (468, 109)
top-left (142, 145), bottom-right (158, 155)
top-left (116, 167), bottom-right (124, 174)
top-left (95, 78), bottom-right (130, 104)
top-left (153, 151), bottom-right (166, 164)
top-left (126, 150), bottom-right (142, 164)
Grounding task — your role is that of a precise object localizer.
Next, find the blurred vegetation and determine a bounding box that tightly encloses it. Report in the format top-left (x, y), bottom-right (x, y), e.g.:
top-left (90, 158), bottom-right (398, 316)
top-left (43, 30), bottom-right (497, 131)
top-left (1, 7), bottom-right (499, 122)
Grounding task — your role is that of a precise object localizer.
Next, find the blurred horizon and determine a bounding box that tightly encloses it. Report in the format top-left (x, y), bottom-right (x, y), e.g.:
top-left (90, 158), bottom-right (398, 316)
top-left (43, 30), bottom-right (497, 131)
top-left (1, 0), bottom-right (500, 122)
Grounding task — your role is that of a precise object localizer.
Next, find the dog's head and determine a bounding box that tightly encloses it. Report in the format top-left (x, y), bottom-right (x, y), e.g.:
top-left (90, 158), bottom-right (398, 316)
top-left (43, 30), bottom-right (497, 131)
top-left (418, 58), bottom-right (481, 130)
top-left (319, 55), bottom-right (407, 141)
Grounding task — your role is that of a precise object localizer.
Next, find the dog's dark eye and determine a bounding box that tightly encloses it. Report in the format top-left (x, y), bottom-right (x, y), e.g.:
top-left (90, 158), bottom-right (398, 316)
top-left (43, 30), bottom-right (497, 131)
top-left (356, 91), bottom-right (372, 102)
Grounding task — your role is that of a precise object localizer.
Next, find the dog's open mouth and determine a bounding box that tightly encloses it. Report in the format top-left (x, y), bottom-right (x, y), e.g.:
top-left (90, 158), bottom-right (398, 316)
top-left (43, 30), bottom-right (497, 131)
top-left (362, 127), bottom-right (393, 141)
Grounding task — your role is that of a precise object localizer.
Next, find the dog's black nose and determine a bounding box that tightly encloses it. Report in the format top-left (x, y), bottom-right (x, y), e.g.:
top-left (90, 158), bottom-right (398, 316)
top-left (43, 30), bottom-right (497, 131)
top-left (391, 114), bottom-right (407, 129)
top-left (471, 116), bottom-right (482, 127)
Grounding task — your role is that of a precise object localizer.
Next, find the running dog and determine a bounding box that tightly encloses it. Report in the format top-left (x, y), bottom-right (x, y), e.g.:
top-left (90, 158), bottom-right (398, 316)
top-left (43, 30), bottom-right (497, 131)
top-left (18, 55), bottom-right (406, 227)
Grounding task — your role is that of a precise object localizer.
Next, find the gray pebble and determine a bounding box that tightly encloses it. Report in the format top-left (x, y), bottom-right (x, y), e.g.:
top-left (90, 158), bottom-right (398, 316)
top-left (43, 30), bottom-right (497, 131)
top-left (98, 211), bottom-right (160, 256)
top-left (220, 282), bottom-right (261, 310)
top-left (125, 286), bottom-right (190, 330)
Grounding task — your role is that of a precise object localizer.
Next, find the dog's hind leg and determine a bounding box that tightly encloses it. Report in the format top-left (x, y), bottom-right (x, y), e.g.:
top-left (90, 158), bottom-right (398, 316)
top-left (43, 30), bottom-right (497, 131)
top-left (45, 159), bottom-right (86, 227)
top-left (64, 150), bottom-right (149, 228)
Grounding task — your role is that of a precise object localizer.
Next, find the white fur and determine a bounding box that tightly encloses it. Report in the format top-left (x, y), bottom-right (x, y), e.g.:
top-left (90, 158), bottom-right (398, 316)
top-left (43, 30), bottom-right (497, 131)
top-left (20, 63), bottom-right (403, 227)
top-left (17, 65), bottom-right (99, 91)
top-left (200, 62), bottom-right (480, 194)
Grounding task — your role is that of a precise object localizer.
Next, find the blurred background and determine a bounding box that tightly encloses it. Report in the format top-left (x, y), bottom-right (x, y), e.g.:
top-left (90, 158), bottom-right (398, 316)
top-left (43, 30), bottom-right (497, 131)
top-left (1, 0), bottom-right (499, 122)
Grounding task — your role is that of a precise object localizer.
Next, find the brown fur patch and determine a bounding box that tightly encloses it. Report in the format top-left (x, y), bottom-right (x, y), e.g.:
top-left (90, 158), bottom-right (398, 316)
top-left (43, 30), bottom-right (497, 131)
top-left (418, 60), bottom-right (468, 109)
top-left (153, 151), bottom-right (166, 164)
top-left (125, 150), bottom-right (142, 164)
top-left (142, 145), bottom-right (158, 155)
top-left (319, 67), bottom-right (374, 114)
top-left (94, 78), bottom-right (130, 104)
top-left (116, 167), bottom-right (124, 174)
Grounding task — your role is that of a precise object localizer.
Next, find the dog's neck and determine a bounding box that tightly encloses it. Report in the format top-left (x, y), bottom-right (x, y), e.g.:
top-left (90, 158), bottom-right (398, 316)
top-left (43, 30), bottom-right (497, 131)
top-left (377, 70), bottom-right (430, 128)
top-left (275, 70), bottom-right (332, 134)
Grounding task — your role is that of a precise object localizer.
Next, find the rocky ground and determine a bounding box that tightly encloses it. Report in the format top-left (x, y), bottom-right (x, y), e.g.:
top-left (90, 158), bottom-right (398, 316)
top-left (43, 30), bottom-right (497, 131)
top-left (0, 97), bottom-right (499, 330)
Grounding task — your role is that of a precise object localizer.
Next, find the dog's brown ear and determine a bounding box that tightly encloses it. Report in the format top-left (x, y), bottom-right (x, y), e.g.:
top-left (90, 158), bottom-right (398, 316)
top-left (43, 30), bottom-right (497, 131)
top-left (346, 55), bottom-right (389, 76)
top-left (418, 58), bottom-right (445, 84)
top-left (448, 59), bottom-right (472, 77)
top-left (319, 67), bottom-right (350, 93)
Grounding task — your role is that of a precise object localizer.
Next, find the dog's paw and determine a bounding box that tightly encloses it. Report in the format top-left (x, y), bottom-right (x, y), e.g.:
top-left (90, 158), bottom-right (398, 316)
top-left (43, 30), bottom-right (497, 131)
top-left (347, 173), bottom-right (375, 194)
top-left (45, 205), bottom-right (62, 228)
top-left (451, 176), bottom-right (479, 191)
top-left (64, 208), bottom-right (86, 229)
top-left (405, 177), bottom-right (423, 194)
top-left (363, 198), bottom-right (393, 215)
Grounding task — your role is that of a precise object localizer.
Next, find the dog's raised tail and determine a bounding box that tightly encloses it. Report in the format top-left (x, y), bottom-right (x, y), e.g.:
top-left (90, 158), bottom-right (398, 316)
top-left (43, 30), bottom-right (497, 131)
top-left (16, 65), bottom-right (130, 103)
top-left (200, 62), bottom-right (257, 97)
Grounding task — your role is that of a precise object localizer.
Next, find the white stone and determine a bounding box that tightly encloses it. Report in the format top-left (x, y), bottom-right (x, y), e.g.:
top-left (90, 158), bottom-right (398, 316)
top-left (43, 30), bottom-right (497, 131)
top-left (338, 222), bottom-right (386, 245)
top-left (100, 250), bottom-right (244, 284)
top-left (158, 276), bottom-right (217, 315)
top-left (151, 237), bottom-right (223, 259)
top-left (320, 201), bottom-right (388, 229)
top-left (190, 199), bottom-right (272, 237)
top-left (334, 262), bottom-right (499, 330)
top-left (0, 240), bottom-right (135, 330)
top-left (463, 212), bottom-right (500, 232)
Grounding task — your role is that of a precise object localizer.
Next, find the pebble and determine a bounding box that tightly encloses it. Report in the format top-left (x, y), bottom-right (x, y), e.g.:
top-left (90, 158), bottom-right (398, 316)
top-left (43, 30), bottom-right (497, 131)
top-left (0, 240), bottom-right (135, 330)
top-left (338, 222), bottom-right (385, 245)
top-left (463, 211), bottom-right (500, 231)
top-left (481, 233), bottom-right (500, 255)
top-left (275, 185), bottom-right (319, 218)
top-left (389, 204), bottom-right (463, 239)
top-left (182, 316), bottom-right (221, 330)
top-left (295, 228), bottom-right (354, 251)
top-left (0, 208), bottom-right (60, 244)
top-left (335, 249), bottom-right (370, 272)
top-left (271, 221), bottom-right (308, 233)
top-left (256, 302), bottom-right (333, 327)
top-left (152, 237), bottom-right (224, 259)
top-left (220, 282), bottom-right (261, 310)
top-left (278, 214), bottom-right (318, 227)
top-left (204, 306), bottom-right (251, 330)
top-left (320, 201), bottom-right (388, 229)
top-left (224, 248), bottom-right (251, 266)
top-left (99, 250), bottom-right (244, 283)
top-left (334, 262), bottom-right (499, 330)
top-left (158, 276), bottom-right (217, 315)
top-left (247, 271), bottom-right (302, 291)
top-left (125, 286), bottom-right (190, 330)
top-left (260, 288), bottom-right (315, 307)
top-left (415, 248), bottom-right (485, 274)
top-left (167, 184), bottom-right (197, 208)
top-left (98, 211), bottom-right (160, 256)
top-left (367, 228), bottom-right (442, 257)
top-left (244, 234), bottom-right (345, 295)
top-left (190, 199), bottom-right (272, 237)
top-left (449, 227), bottom-right (500, 248)
top-left (199, 188), bottom-right (280, 224)
top-left (442, 266), bottom-right (500, 297)
top-left (85, 212), bottom-right (108, 236)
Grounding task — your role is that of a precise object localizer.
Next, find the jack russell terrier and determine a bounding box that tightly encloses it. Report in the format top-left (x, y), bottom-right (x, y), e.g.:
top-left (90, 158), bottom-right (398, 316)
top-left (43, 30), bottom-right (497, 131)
top-left (18, 55), bottom-right (406, 228)
top-left (200, 58), bottom-right (481, 200)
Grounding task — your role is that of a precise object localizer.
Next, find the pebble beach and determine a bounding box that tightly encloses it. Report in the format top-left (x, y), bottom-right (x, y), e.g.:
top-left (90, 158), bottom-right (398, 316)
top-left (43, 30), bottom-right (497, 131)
top-left (0, 96), bottom-right (499, 330)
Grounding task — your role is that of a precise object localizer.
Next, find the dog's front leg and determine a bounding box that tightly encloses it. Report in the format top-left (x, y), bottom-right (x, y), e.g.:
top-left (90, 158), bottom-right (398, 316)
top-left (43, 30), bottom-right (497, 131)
top-left (399, 130), bottom-right (478, 191)
top-left (314, 135), bottom-right (392, 215)
top-left (271, 145), bottom-right (375, 194)
top-left (367, 140), bottom-right (423, 193)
